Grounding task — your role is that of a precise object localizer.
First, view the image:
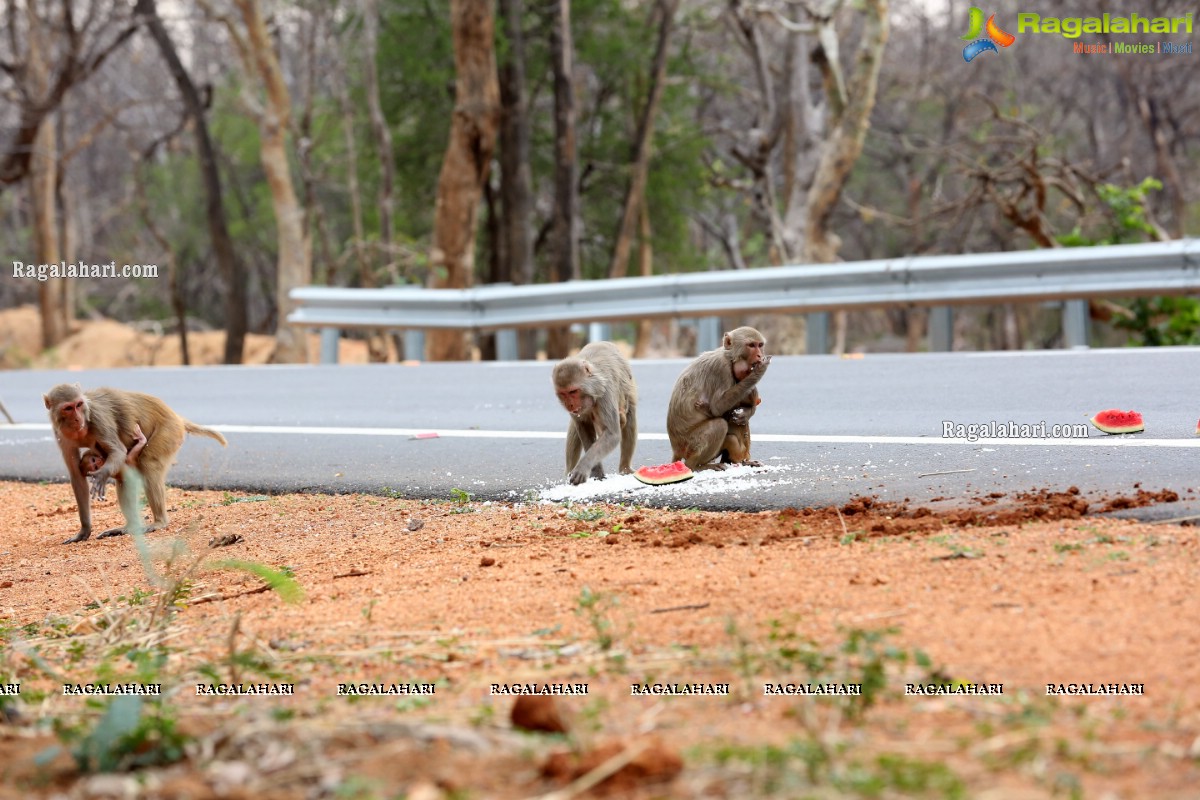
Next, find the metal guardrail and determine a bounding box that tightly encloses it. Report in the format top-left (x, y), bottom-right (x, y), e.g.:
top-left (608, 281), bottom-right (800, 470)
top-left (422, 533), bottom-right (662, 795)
top-left (289, 239), bottom-right (1200, 361)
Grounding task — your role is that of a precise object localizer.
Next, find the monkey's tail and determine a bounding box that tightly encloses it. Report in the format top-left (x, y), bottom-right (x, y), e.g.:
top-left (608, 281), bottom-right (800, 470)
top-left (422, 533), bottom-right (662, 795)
top-left (185, 421), bottom-right (228, 446)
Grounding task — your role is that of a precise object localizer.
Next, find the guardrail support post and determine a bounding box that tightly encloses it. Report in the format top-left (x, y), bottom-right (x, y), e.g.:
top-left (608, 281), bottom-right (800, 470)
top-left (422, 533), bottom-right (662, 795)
top-left (1063, 300), bottom-right (1089, 348)
top-left (588, 322), bottom-right (612, 343)
top-left (928, 307), bottom-right (953, 352)
top-left (403, 330), bottom-right (425, 362)
top-left (806, 312), bottom-right (829, 354)
top-left (495, 329), bottom-right (519, 360)
top-left (697, 317), bottom-right (722, 352)
top-left (319, 328), bottom-right (340, 364)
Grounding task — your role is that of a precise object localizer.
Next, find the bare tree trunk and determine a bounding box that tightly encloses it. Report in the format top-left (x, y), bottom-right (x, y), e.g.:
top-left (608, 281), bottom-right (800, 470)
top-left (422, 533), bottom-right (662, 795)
top-left (633, 197), bottom-right (654, 357)
top-left (498, 0), bottom-right (537, 359)
top-left (26, 6), bottom-right (66, 349)
top-left (56, 135), bottom-right (76, 339)
top-left (133, 159), bottom-right (190, 365)
top-left (330, 26), bottom-right (388, 362)
top-left (135, 0), bottom-right (247, 363)
top-left (227, 0), bottom-right (311, 364)
top-left (789, 0), bottom-right (889, 264)
top-left (427, 0), bottom-right (501, 362)
top-left (32, 118), bottom-right (66, 349)
top-left (361, 0), bottom-right (403, 361)
top-left (905, 308), bottom-right (924, 353)
top-left (608, 0), bottom-right (676, 279)
top-left (546, 0), bottom-right (579, 359)
top-left (361, 0), bottom-right (397, 281)
top-left (335, 67), bottom-right (368, 287)
top-left (772, 0), bottom-right (888, 355)
top-left (1002, 304), bottom-right (1020, 350)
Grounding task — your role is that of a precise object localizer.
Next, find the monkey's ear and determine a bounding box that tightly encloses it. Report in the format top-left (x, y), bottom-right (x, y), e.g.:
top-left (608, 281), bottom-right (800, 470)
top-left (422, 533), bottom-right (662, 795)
top-left (584, 362), bottom-right (594, 376)
top-left (43, 394), bottom-right (52, 410)
top-left (722, 332), bottom-right (733, 349)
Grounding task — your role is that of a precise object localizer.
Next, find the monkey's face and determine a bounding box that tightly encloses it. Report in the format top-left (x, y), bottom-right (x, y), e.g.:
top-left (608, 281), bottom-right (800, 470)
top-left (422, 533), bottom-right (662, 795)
top-left (557, 386), bottom-right (593, 417)
top-left (55, 397), bottom-right (89, 438)
top-left (80, 452), bottom-right (105, 475)
top-left (730, 337), bottom-right (766, 381)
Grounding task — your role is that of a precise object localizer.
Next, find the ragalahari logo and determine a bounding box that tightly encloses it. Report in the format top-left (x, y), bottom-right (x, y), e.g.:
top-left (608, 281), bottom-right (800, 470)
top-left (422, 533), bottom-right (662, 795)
top-left (962, 7), bottom-right (1016, 62)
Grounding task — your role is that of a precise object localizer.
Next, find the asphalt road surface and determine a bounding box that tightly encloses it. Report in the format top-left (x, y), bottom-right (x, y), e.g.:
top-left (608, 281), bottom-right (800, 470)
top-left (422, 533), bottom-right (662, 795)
top-left (2, 348), bottom-right (1198, 517)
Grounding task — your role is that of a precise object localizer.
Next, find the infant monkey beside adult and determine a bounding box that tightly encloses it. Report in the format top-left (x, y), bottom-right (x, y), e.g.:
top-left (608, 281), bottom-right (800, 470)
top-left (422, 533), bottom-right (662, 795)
top-left (44, 383), bottom-right (227, 543)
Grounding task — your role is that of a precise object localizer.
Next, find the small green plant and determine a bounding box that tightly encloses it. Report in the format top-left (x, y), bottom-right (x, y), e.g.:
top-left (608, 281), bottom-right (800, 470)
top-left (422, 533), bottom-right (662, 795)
top-left (447, 487), bottom-right (475, 513)
top-left (468, 701), bottom-right (496, 727)
top-left (1053, 542), bottom-right (1083, 554)
top-left (393, 696), bottom-right (433, 713)
top-left (381, 486), bottom-right (405, 499)
top-left (208, 560), bottom-right (305, 604)
top-left (52, 695), bottom-right (189, 774)
top-left (840, 627), bottom-right (929, 721)
top-left (932, 543), bottom-right (984, 560)
top-left (120, 587), bottom-right (155, 606)
top-left (566, 505), bottom-right (606, 522)
top-left (331, 775), bottom-right (384, 799)
top-left (224, 494), bottom-right (270, 505)
top-left (575, 586), bottom-right (617, 652)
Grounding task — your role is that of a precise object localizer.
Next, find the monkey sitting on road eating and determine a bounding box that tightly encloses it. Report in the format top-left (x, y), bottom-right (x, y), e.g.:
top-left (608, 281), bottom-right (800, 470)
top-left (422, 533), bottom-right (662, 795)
top-left (79, 424), bottom-right (147, 501)
top-left (552, 341), bottom-right (639, 485)
top-left (667, 326), bottom-right (771, 471)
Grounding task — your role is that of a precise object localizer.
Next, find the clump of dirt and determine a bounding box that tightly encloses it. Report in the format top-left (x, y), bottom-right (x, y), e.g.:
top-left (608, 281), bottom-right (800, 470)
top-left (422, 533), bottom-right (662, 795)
top-left (511, 696), bottom-right (569, 733)
top-left (1098, 488), bottom-right (1180, 512)
top-left (541, 738), bottom-right (684, 795)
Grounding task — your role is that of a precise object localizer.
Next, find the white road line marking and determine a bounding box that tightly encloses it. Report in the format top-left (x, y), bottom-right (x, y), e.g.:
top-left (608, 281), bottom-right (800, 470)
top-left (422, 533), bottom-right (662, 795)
top-left (4, 423), bottom-right (1199, 447)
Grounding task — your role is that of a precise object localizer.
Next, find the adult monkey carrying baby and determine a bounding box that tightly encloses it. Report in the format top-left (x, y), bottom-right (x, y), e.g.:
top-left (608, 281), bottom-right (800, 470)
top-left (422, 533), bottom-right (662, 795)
top-left (44, 384), bottom-right (227, 543)
top-left (667, 326), bottom-right (771, 470)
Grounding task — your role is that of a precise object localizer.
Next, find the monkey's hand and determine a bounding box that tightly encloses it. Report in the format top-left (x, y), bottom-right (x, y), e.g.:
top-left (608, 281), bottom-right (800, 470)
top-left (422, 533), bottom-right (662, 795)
top-left (568, 466), bottom-right (590, 485)
top-left (742, 355), bottom-right (772, 386)
top-left (89, 473), bottom-right (110, 502)
top-left (726, 408), bottom-right (748, 426)
top-left (63, 528), bottom-right (92, 544)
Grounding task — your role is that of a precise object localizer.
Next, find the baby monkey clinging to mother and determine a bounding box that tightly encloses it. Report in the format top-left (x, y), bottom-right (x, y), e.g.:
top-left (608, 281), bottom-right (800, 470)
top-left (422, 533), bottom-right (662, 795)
top-left (552, 341), bottom-right (638, 484)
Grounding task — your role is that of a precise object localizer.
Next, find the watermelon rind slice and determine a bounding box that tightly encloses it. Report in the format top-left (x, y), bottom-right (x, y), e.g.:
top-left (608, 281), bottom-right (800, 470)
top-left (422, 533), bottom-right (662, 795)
top-left (634, 461), bottom-right (695, 485)
top-left (1090, 409), bottom-right (1144, 435)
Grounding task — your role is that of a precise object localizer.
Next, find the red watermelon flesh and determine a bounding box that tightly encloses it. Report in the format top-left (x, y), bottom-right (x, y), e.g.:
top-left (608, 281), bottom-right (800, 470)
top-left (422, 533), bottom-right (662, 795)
top-left (634, 461), bottom-right (695, 485)
top-left (1090, 409), bottom-right (1144, 435)
top-left (1195, 419), bottom-right (1200, 436)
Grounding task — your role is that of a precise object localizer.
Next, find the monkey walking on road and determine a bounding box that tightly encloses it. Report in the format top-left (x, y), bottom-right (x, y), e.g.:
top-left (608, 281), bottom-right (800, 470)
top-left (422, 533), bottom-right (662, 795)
top-left (667, 326), bottom-right (771, 471)
top-left (552, 341), bottom-right (639, 485)
top-left (44, 384), bottom-right (227, 543)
